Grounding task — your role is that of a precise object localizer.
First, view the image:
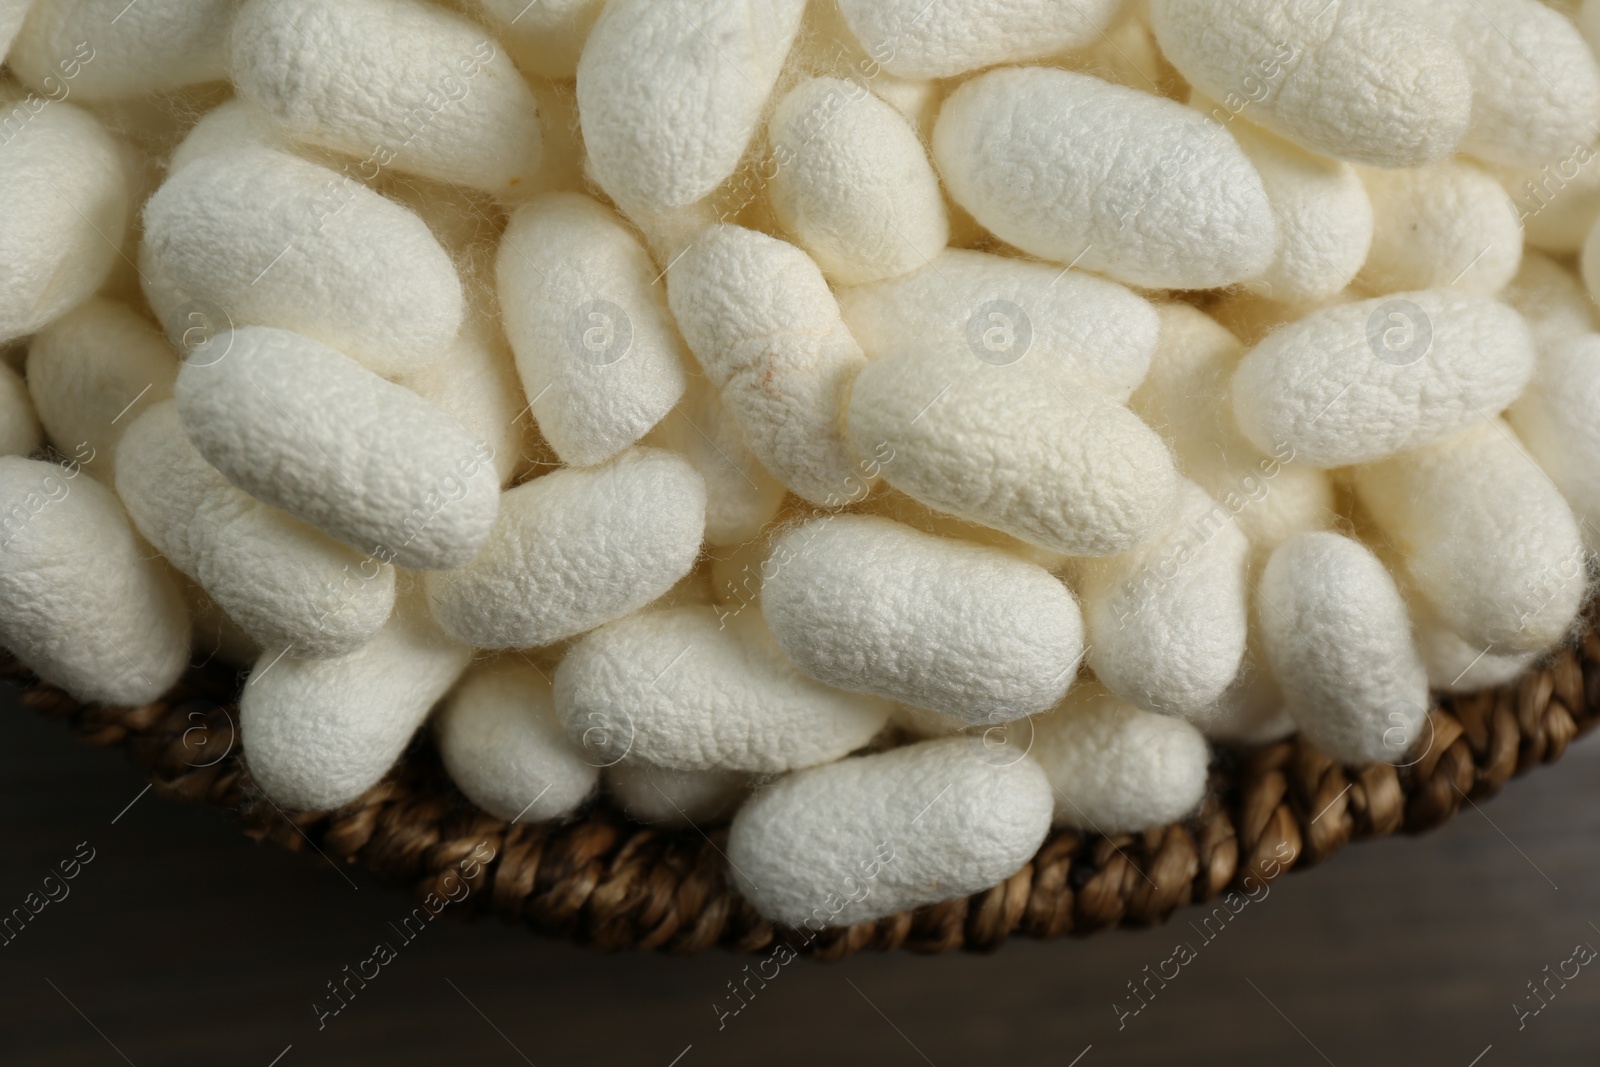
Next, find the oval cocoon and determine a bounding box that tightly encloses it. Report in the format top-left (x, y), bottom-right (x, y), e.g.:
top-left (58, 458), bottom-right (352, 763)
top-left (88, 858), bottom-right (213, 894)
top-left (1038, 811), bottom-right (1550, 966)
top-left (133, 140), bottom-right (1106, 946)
top-left (932, 66), bottom-right (1276, 289)
top-left (835, 0), bottom-right (1122, 79)
top-left (647, 380), bottom-right (786, 548)
top-left (1509, 332), bottom-right (1600, 539)
top-left (726, 736), bottom-right (1053, 926)
top-left (1357, 162), bottom-right (1522, 296)
top-left (761, 515), bottom-right (1085, 722)
top-left (10, 0), bottom-right (233, 100)
top-left (554, 606), bottom-right (892, 773)
top-left (606, 761), bottom-right (749, 827)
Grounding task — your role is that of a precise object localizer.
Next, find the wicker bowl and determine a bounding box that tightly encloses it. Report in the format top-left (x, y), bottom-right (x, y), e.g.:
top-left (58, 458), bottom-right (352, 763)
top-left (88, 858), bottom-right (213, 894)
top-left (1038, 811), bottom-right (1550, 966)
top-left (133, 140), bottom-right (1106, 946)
top-left (6, 612), bottom-right (1598, 959)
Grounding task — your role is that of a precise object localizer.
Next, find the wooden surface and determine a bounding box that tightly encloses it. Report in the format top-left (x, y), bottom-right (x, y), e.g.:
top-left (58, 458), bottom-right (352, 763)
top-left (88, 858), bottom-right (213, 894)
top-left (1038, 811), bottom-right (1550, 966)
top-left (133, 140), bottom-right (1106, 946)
top-left (2, 686), bottom-right (1598, 1066)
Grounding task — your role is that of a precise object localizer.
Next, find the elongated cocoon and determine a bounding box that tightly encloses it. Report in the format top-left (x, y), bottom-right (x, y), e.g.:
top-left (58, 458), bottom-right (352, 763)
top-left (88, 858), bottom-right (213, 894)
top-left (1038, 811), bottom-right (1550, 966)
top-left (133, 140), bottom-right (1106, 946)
top-left (1498, 252), bottom-right (1597, 352)
top-left (761, 516), bottom-right (1084, 722)
top-left (576, 0), bottom-right (806, 215)
top-left (434, 660), bottom-right (598, 823)
top-left (10, 0), bottom-right (233, 100)
top-left (472, 0), bottom-right (602, 79)
top-left (497, 194), bottom-right (687, 467)
top-left (231, 0), bottom-right (542, 196)
top-left (555, 606), bottom-right (891, 772)
top-left (1357, 162), bottom-right (1522, 296)
top-left (934, 67), bottom-right (1275, 289)
top-left (838, 249), bottom-right (1160, 402)
top-left (167, 97), bottom-right (288, 175)
top-left (176, 327), bottom-right (500, 571)
top-left (835, 0), bottom-right (1121, 79)
top-left (24, 299), bottom-right (176, 478)
top-left (0, 363), bottom-right (43, 458)
top-left (1510, 333), bottom-right (1600, 541)
top-left (399, 317), bottom-right (531, 488)
top-left (648, 381), bottom-right (786, 547)
top-left (726, 737), bottom-right (1053, 927)
top-left (142, 147), bottom-right (463, 378)
top-left (1356, 421), bottom-right (1587, 655)
top-left (240, 592), bottom-right (471, 811)
top-left (1076, 482), bottom-right (1251, 719)
top-left (0, 101), bottom-right (131, 344)
top-left (427, 448), bottom-right (704, 649)
top-left (1231, 290), bottom-right (1535, 468)
top-left (1149, 0), bottom-right (1471, 167)
top-left (848, 348), bottom-right (1179, 556)
top-left (606, 761), bottom-right (749, 827)
top-left (668, 225), bottom-right (872, 506)
top-left (0, 456), bottom-right (189, 705)
top-left (1256, 532), bottom-right (1429, 765)
top-left (1411, 599), bottom-right (1536, 695)
top-left (1031, 684), bottom-right (1210, 833)
top-left (766, 77), bottom-right (946, 285)
top-left (116, 402), bottom-right (396, 658)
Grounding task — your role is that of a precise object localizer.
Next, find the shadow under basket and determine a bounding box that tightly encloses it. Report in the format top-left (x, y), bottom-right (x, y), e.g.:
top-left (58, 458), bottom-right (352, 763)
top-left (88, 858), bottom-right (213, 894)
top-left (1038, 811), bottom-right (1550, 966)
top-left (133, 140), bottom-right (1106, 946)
top-left (6, 615), bottom-right (1600, 960)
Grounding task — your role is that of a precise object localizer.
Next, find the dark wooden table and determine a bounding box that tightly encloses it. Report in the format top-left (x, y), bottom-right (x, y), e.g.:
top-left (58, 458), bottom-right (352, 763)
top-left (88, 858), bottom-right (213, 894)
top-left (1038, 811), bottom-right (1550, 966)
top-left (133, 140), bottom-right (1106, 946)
top-left (1, 684), bottom-right (1596, 1066)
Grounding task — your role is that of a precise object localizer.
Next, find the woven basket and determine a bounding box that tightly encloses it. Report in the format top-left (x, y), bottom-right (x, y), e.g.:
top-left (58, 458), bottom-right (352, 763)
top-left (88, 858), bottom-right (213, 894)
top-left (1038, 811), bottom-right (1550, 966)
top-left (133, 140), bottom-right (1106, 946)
top-left (6, 613), bottom-right (1598, 958)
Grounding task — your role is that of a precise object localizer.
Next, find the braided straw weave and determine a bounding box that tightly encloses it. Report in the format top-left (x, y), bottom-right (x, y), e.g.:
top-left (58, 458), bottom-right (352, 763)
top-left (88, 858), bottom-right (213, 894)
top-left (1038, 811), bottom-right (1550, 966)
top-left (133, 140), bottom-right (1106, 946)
top-left (6, 615), bottom-right (1599, 958)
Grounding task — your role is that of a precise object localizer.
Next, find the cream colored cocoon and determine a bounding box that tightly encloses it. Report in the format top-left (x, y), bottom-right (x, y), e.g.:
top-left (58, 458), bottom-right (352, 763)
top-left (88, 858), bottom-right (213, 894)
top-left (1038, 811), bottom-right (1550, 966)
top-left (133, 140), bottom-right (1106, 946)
top-left (175, 326), bottom-right (500, 571)
top-left (726, 737), bottom-right (1053, 927)
top-left (1575, 217), bottom-right (1600, 312)
top-left (166, 97), bottom-right (288, 175)
top-left (0, 455), bottom-right (189, 706)
top-left (647, 380), bottom-right (786, 548)
top-left (1356, 162), bottom-right (1522, 296)
top-left (116, 402), bottom-right (396, 658)
top-left (760, 516), bottom-right (1085, 722)
top-left (0, 101), bottom-right (131, 345)
top-left (1076, 481), bottom-right (1251, 720)
top-left (240, 592), bottom-right (471, 811)
top-left (426, 448), bottom-right (705, 649)
top-left (1, 1), bottom-right (32, 64)
top-left (1411, 599), bottom-right (1536, 694)
top-left (1485, 153), bottom-right (1600, 257)
top-left (847, 346), bottom-right (1179, 557)
top-left (24, 299), bottom-right (176, 478)
top-left (1149, 0), bottom-right (1471, 167)
top-left (471, 0), bottom-right (603, 80)
top-left (554, 605), bottom-right (892, 772)
top-left (231, 0), bottom-right (542, 197)
top-left (1501, 252), bottom-right (1599, 352)
top-left (933, 67), bottom-right (1276, 290)
top-left (576, 0), bottom-right (806, 215)
top-left (1031, 684), bottom-right (1211, 833)
top-left (605, 761), bottom-right (749, 828)
top-left (497, 193), bottom-right (688, 467)
top-left (837, 249), bottom-right (1160, 402)
top-left (1354, 420), bottom-right (1587, 655)
top-left (1509, 333), bottom-right (1600, 540)
top-left (1256, 532), bottom-right (1430, 765)
top-left (668, 224), bottom-right (872, 506)
top-left (1230, 290), bottom-right (1535, 468)
top-left (10, 0), bottom-right (234, 100)
top-left (141, 147), bottom-right (463, 379)
top-left (397, 315), bottom-right (531, 488)
top-left (0, 364), bottom-right (42, 458)
top-left (766, 77), bottom-right (947, 286)
top-left (434, 660), bottom-right (598, 823)
top-left (835, 0), bottom-right (1120, 78)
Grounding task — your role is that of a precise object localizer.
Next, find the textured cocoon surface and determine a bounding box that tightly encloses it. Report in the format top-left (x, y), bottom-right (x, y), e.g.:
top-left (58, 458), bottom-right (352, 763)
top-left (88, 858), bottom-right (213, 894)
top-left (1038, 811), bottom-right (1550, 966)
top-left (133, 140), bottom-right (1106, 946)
top-left (175, 326), bottom-right (500, 572)
top-left (231, 0), bottom-right (542, 196)
top-left (837, 249), bottom-right (1160, 402)
top-left (576, 0), bottom-right (806, 215)
top-left (766, 77), bottom-right (946, 286)
top-left (1149, 0), bottom-right (1471, 167)
top-left (1132, 304), bottom-right (1335, 557)
top-left (647, 380), bottom-right (786, 548)
top-left (10, 0), bottom-right (233, 100)
top-left (1510, 333), bottom-right (1600, 541)
top-left (726, 736), bottom-right (1053, 927)
top-left (1357, 162), bottom-right (1522, 296)
top-left (24, 299), bottom-right (176, 478)
top-left (1230, 289), bottom-right (1535, 468)
top-left (472, 0), bottom-right (603, 79)
top-left (240, 591), bottom-right (471, 811)
top-left (933, 66), bottom-right (1275, 290)
top-left (0, 455), bottom-right (189, 706)
top-left (427, 448), bottom-right (705, 649)
top-left (398, 316), bottom-right (532, 488)
top-left (497, 193), bottom-right (688, 467)
top-left (1076, 481), bottom-right (1251, 720)
top-left (0, 101), bottom-right (131, 344)
top-left (847, 346), bottom-right (1179, 557)
top-left (835, 0), bottom-right (1120, 78)
top-left (668, 224), bottom-right (871, 506)
top-left (116, 402), bottom-right (396, 658)
top-left (434, 659), bottom-right (598, 823)
top-left (0, 363), bottom-right (41, 458)
top-left (1031, 684), bottom-right (1211, 833)
top-left (1411, 599), bottom-right (1536, 695)
top-left (554, 605), bottom-right (892, 773)
top-left (605, 761), bottom-right (749, 828)
top-left (760, 515), bottom-right (1084, 722)
top-left (141, 147), bottom-right (463, 378)
top-left (1354, 420), bottom-right (1587, 655)
top-left (1256, 532), bottom-right (1430, 765)
top-left (166, 97), bottom-right (288, 175)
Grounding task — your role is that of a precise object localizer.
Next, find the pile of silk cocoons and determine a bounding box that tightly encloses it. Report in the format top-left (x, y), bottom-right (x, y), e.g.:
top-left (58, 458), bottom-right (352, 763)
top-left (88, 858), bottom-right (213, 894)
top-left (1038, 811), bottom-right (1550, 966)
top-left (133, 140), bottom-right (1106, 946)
top-left (3, 0), bottom-right (1600, 929)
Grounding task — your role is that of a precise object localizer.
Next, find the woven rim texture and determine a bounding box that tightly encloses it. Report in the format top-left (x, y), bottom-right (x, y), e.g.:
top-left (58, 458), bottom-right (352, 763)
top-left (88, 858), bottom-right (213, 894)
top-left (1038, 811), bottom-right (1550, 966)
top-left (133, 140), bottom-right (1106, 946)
top-left (5, 616), bottom-right (1598, 959)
